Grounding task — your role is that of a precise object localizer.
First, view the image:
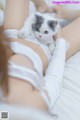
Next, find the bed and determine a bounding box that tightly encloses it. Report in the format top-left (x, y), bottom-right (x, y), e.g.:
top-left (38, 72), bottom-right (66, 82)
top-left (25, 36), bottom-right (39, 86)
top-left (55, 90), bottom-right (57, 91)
top-left (0, 1), bottom-right (80, 120)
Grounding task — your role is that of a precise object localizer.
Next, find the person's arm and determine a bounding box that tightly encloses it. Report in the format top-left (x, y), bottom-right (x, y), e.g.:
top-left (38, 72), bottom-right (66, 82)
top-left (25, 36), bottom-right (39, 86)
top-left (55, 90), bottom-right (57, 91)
top-left (32, 0), bottom-right (45, 7)
top-left (4, 0), bottom-right (30, 30)
top-left (32, 0), bottom-right (53, 12)
top-left (53, 5), bottom-right (80, 21)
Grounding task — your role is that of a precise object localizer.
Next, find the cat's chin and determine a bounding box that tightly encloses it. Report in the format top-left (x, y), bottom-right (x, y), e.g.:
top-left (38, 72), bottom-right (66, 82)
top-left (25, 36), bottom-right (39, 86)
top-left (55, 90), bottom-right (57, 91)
top-left (37, 38), bottom-right (47, 44)
top-left (38, 39), bottom-right (52, 45)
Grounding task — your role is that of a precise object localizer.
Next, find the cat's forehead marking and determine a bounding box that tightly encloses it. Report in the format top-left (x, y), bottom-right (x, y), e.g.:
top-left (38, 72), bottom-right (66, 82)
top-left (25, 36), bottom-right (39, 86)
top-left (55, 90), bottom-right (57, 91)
top-left (40, 24), bottom-right (49, 32)
top-left (48, 20), bottom-right (58, 31)
top-left (35, 14), bottom-right (44, 27)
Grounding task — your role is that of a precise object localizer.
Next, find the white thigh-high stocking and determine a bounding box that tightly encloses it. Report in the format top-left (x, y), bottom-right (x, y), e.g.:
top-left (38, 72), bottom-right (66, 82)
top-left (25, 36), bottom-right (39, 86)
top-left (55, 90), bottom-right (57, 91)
top-left (40, 38), bottom-right (69, 110)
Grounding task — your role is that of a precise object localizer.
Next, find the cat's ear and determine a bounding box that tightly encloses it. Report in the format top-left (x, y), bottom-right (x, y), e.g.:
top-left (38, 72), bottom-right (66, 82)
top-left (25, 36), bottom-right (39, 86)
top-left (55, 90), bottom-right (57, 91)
top-left (48, 20), bottom-right (58, 30)
top-left (35, 14), bottom-right (44, 23)
top-left (32, 23), bottom-right (36, 31)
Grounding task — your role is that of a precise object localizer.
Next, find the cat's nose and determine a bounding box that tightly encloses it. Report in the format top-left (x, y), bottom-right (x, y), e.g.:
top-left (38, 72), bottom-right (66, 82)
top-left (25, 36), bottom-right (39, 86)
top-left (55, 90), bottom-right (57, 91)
top-left (39, 35), bottom-right (42, 38)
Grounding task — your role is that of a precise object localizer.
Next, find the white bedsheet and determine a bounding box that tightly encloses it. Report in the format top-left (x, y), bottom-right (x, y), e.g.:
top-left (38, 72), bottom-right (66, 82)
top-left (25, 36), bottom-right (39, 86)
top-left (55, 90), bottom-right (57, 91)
top-left (52, 52), bottom-right (80, 120)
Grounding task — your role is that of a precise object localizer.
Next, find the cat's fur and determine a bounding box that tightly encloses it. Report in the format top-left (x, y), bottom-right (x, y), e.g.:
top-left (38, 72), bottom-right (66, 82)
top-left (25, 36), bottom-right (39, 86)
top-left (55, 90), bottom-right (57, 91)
top-left (18, 12), bottom-right (60, 54)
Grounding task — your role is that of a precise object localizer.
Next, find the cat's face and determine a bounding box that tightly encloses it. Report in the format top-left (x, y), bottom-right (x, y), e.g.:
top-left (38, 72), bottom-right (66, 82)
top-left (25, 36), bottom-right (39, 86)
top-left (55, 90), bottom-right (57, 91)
top-left (32, 14), bottom-right (59, 44)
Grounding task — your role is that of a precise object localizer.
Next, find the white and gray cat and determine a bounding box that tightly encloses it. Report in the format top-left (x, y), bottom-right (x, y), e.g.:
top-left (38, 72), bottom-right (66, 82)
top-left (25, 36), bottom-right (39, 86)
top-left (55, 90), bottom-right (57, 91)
top-left (18, 12), bottom-right (68, 54)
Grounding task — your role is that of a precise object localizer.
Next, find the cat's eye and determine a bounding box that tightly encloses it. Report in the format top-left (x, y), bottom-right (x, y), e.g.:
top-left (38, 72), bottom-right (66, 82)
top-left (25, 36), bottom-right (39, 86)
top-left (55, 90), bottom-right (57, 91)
top-left (44, 31), bottom-right (48, 34)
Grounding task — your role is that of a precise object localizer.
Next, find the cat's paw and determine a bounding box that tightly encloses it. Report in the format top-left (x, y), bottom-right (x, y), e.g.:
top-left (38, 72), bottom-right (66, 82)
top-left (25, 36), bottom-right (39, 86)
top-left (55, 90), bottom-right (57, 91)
top-left (49, 43), bottom-right (55, 55)
top-left (18, 28), bottom-right (30, 39)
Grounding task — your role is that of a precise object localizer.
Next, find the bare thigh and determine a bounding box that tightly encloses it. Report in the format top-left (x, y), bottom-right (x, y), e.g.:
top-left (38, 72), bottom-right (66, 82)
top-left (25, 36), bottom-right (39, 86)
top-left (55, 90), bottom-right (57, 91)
top-left (61, 17), bottom-right (80, 59)
top-left (4, 0), bottom-right (30, 29)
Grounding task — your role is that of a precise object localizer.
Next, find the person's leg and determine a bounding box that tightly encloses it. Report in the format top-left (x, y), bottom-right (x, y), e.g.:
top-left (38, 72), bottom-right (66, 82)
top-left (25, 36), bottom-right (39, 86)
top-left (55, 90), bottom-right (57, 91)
top-left (61, 17), bottom-right (80, 59)
top-left (6, 38), bottom-right (67, 110)
top-left (4, 0), bottom-right (30, 29)
top-left (2, 0), bottom-right (48, 111)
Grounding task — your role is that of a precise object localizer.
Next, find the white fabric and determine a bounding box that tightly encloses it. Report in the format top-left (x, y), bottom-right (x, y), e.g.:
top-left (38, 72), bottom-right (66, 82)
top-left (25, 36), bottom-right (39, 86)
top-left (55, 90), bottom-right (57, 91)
top-left (62, 4), bottom-right (80, 11)
top-left (9, 42), bottom-right (43, 76)
top-left (0, 0), bottom-right (6, 10)
top-left (45, 0), bottom-right (80, 10)
top-left (8, 61), bottom-right (41, 88)
top-left (0, 9), bottom-right (4, 26)
top-left (40, 39), bottom-right (67, 109)
top-left (8, 42), bottom-right (45, 88)
top-left (0, 104), bottom-right (53, 120)
top-left (3, 29), bottom-right (51, 89)
top-left (52, 52), bottom-right (80, 120)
